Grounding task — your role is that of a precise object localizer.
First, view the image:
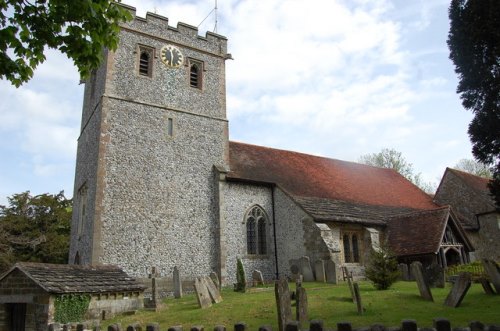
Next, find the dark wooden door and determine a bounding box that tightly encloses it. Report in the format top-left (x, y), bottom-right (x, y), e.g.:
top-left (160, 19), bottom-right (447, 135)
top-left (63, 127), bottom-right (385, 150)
top-left (8, 303), bottom-right (26, 331)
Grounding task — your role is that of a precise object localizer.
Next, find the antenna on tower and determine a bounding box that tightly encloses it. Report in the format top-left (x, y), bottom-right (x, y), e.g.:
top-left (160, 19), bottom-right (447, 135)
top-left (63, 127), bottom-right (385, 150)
top-left (198, 0), bottom-right (218, 33)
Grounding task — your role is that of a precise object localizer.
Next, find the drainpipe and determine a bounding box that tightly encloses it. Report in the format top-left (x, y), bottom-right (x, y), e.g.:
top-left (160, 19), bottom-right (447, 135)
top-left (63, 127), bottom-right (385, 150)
top-left (272, 185), bottom-right (279, 279)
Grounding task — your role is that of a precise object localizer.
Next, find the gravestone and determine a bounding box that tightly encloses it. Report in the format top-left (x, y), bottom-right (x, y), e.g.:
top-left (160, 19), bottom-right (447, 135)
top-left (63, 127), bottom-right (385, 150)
top-left (296, 286), bottom-right (308, 327)
top-left (482, 259), bottom-right (500, 294)
top-left (194, 277), bottom-right (212, 308)
top-left (411, 261), bottom-right (433, 301)
top-left (353, 282), bottom-right (363, 315)
top-left (203, 276), bottom-right (223, 303)
top-left (299, 256), bottom-right (315, 281)
top-left (253, 270), bottom-right (265, 286)
top-left (314, 260), bottom-right (326, 282)
top-left (210, 271), bottom-right (221, 290)
top-left (146, 324), bottom-right (160, 331)
top-left (174, 266), bottom-right (183, 299)
top-left (275, 277), bottom-right (293, 331)
top-left (346, 274), bottom-right (355, 303)
top-left (325, 260), bottom-right (337, 284)
top-left (479, 278), bottom-right (495, 295)
top-left (127, 323), bottom-right (142, 331)
top-left (424, 263), bottom-right (445, 288)
top-left (444, 272), bottom-right (472, 307)
top-left (289, 259), bottom-right (301, 281)
top-left (398, 263), bottom-right (410, 281)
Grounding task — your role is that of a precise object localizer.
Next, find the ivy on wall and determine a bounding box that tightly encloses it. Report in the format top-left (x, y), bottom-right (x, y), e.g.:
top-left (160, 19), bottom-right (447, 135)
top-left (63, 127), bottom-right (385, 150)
top-left (54, 294), bottom-right (91, 324)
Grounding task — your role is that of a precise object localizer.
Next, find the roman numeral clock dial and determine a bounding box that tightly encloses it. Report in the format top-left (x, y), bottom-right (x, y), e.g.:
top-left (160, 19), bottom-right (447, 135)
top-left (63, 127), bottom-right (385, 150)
top-left (161, 45), bottom-right (184, 68)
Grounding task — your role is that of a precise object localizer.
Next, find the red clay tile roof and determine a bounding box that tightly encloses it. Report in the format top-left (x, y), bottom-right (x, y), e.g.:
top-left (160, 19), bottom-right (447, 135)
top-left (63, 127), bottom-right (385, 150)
top-left (228, 141), bottom-right (439, 213)
top-left (0, 262), bottom-right (146, 294)
top-left (386, 207), bottom-right (450, 257)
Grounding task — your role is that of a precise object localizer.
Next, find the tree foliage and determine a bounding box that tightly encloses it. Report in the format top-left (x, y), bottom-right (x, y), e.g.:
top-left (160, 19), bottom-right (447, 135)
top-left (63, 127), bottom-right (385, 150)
top-left (358, 148), bottom-right (436, 193)
top-left (235, 258), bottom-right (247, 292)
top-left (0, 0), bottom-right (132, 87)
top-left (447, 0), bottom-right (500, 206)
top-left (365, 245), bottom-right (400, 290)
top-left (454, 158), bottom-right (492, 178)
top-left (0, 191), bottom-right (72, 273)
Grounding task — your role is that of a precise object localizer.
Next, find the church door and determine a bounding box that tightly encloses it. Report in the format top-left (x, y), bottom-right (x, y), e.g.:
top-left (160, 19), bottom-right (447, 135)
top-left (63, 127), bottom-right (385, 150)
top-left (8, 303), bottom-right (26, 331)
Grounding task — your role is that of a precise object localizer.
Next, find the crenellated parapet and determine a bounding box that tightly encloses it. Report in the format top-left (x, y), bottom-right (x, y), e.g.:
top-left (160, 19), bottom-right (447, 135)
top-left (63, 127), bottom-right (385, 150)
top-left (118, 3), bottom-right (228, 55)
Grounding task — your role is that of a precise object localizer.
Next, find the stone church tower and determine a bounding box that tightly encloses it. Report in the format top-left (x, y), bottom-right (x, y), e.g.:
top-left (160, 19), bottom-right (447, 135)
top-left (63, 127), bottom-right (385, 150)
top-left (69, 5), bottom-right (231, 278)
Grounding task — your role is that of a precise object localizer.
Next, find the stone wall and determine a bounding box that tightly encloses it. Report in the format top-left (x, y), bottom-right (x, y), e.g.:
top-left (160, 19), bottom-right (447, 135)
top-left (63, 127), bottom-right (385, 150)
top-left (70, 8), bottom-right (230, 278)
top-left (86, 292), bottom-right (144, 321)
top-left (470, 213), bottom-right (500, 261)
top-left (221, 182), bottom-right (275, 285)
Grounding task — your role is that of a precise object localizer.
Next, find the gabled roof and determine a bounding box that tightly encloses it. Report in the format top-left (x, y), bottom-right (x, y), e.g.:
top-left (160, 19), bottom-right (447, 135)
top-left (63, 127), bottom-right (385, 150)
top-left (0, 262), bottom-right (146, 294)
top-left (386, 206), bottom-right (473, 257)
top-left (227, 141), bottom-right (439, 222)
top-left (444, 168), bottom-right (495, 209)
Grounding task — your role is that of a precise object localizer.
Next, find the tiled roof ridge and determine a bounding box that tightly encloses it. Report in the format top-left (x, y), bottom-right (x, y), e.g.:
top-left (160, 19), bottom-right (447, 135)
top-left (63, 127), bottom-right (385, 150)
top-left (448, 167), bottom-right (491, 183)
top-left (228, 140), bottom-right (399, 174)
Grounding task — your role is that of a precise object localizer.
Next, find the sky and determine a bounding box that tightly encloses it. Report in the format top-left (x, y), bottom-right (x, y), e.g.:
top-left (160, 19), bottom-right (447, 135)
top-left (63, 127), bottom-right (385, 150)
top-left (0, 0), bottom-right (474, 206)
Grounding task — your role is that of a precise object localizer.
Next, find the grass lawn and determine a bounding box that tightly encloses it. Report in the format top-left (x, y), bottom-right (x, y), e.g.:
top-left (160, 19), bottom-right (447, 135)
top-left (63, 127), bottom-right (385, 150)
top-left (103, 281), bottom-right (500, 330)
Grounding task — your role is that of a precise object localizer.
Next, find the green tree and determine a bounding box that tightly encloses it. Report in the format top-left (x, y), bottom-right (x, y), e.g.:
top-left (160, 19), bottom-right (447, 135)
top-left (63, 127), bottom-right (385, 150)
top-left (0, 0), bottom-right (132, 87)
top-left (365, 245), bottom-right (400, 290)
top-left (235, 258), bottom-right (247, 292)
top-left (0, 191), bottom-right (72, 272)
top-left (454, 159), bottom-right (492, 178)
top-left (447, 0), bottom-right (500, 206)
top-left (358, 148), bottom-right (436, 193)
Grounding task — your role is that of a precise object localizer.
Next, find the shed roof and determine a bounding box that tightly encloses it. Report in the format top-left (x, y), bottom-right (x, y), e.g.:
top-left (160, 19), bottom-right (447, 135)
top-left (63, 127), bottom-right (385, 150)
top-left (0, 262), bottom-right (146, 294)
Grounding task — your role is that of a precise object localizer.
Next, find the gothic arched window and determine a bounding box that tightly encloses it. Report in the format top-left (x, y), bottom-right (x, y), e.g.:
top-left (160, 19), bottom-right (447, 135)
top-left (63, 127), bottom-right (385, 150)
top-left (246, 206), bottom-right (268, 255)
top-left (189, 59), bottom-right (203, 89)
top-left (137, 45), bottom-right (154, 77)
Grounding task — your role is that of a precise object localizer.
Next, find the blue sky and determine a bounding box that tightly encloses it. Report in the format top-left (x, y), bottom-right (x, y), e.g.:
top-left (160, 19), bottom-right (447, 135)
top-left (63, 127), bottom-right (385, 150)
top-left (0, 0), bottom-right (474, 205)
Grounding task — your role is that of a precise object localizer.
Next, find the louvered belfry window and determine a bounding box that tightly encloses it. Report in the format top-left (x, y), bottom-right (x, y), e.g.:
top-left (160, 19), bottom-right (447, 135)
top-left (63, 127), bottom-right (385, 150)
top-left (189, 59), bottom-right (203, 89)
top-left (139, 52), bottom-right (150, 76)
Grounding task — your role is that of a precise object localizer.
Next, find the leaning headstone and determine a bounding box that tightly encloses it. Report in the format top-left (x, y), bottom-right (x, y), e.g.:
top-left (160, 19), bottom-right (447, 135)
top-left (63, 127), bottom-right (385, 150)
top-left (324, 260), bottom-right (337, 284)
top-left (399, 263), bottom-right (410, 281)
top-left (346, 274), bottom-right (355, 303)
top-left (299, 256), bottom-right (315, 282)
top-left (203, 276), bottom-right (223, 303)
top-left (314, 260), bottom-right (326, 282)
top-left (275, 277), bottom-right (293, 331)
top-left (194, 277), bottom-right (212, 308)
top-left (353, 282), bottom-right (363, 315)
top-left (253, 270), bottom-right (265, 286)
top-left (482, 259), bottom-right (500, 294)
top-left (210, 271), bottom-right (221, 290)
top-left (411, 261), bottom-right (433, 301)
top-left (479, 278), bottom-right (495, 295)
top-left (444, 272), bottom-right (472, 307)
top-left (173, 266), bottom-right (183, 299)
top-left (425, 263), bottom-right (445, 288)
top-left (296, 286), bottom-right (308, 328)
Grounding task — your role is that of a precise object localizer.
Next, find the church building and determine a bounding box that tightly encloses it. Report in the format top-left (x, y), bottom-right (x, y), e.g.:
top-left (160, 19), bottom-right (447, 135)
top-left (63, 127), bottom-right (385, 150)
top-left (69, 5), bottom-right (473, 285)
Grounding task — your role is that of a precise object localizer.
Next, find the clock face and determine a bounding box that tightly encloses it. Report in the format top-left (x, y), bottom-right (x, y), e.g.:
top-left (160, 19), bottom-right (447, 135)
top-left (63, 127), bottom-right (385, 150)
top-left (160, 45), bottom-right (184, 68)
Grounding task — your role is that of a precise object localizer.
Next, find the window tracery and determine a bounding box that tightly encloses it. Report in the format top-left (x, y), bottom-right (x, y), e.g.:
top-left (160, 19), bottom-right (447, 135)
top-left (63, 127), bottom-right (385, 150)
top-left (246, 206), bottom-right (268, 255)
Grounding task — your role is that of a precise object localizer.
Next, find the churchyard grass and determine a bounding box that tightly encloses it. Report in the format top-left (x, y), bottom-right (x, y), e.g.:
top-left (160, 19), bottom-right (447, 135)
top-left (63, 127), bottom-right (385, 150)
top-left (103, 281), bottom-right (500, 329)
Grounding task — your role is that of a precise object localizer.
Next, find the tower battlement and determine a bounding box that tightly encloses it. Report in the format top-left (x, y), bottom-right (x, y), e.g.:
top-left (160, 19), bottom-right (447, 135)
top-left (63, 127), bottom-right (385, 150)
top-left (119, 3), bottom-right (228, 55)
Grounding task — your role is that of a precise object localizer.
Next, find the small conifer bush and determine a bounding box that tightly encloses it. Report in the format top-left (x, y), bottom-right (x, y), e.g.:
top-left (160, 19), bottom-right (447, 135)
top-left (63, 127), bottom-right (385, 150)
top-left (365, 245), bottom-right (400, 290)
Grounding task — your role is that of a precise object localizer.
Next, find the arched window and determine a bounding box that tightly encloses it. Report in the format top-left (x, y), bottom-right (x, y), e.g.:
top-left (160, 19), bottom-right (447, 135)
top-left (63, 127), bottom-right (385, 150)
top-left (139, 52), bottom-right (150, 76)
top-left (246, 219), bottom-right (256, 254)
top-left (137, 45), bottom-right (154, 77)
top-left (246, 206), bottom-right (268, 255)
top-left (189, 59), bottom-right (203, 89)
top-left (190, 64), bottom-right (199, 87)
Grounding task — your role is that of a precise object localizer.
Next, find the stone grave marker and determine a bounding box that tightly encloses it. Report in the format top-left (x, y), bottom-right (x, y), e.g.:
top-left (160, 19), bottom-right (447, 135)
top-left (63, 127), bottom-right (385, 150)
top-left (275, 277), bottom-right (293, 331)
top-left (299, 256), bottom-right (315, 281)
top-left (314, 260), bottom-right (326, 282)
top-left (151, 277), bottom-right (160, 310)
top-left (289, 259), bottom-right (301, 281)
top-left (346, 274), bottom-right (355, 303)
top-left (444, 272), bottom-right (472, 307)
top-left (325, 260), bottom-right (337, 284)
top-left (210, 271), bottom-right (221, 290)
top-left (479, 278), bottom-right (495, 295)
top-left (398, 263), bottom-right (410, 281)
top-left (146, 324), bottom-right (160, 331)
top-left (425, 263), bottom-right (445, 288)
top-left (482, 259), bottom-right (500, 294)
top-left (194, 277), bottom-right (212, 308)
top-left (253, 270), bottom-right (265, 286)
top-left (203, 276), bottom-right (223, 303)
top-left (411, 261), bottom-right (433, 301)
top-left (353, 282), bottom-right (363, 315)
top-left (296, 285), bottom-right (308, 328)
top-left (173, 266), bottom-right (183, 299)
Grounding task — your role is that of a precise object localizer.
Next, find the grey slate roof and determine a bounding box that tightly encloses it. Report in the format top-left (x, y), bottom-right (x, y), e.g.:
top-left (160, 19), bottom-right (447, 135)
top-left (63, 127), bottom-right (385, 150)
top-left (0, 262), bottom-right (146, 294)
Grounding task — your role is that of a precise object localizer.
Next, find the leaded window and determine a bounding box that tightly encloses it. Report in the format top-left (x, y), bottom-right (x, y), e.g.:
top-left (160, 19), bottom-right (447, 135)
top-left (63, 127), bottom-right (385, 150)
top-left (246, 206), bottom-right (268, 255)
top-left (343, 232), bottom-right (361, 263)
